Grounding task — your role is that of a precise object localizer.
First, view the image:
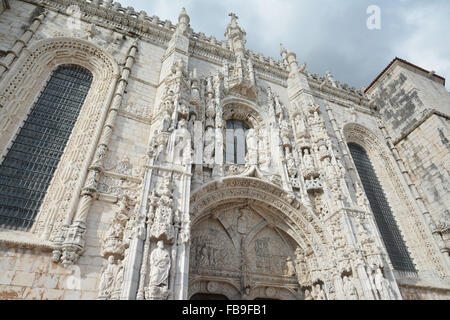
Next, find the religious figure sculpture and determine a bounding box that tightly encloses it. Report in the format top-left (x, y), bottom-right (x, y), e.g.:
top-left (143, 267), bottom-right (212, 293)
top-left (149, 241), bottom-right (171, 287)
top-left (146, 241), bottom-right (171, 300)
top-left (374, 267), bottom-right (393, 300)
top-left (246, 128), bottom-right (258, 165)
top-left (304, 289), bottom-right (313, 300)
top-left (98, 256), bottom-right (117, 299)
top-left (173, 118), bottom-right (192, 165)
top-left (343, 276), bottom-right (358, 300)
top-left (203, 126), bottom-right (215, 168)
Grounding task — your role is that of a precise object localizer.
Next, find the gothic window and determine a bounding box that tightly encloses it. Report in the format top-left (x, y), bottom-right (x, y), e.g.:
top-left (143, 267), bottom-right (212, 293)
top-left (348, 142), bottom-right (415, 272)
top-left (225, 119), bottom-right (250, 165)
top-left (0, 65), bottom-right (93, 231)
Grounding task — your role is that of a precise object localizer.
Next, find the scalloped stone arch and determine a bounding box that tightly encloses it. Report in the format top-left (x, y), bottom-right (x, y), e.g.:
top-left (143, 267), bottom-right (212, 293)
top-left (221, 96), bottom-right (265, 129)
top-left (0, 37), bottom-right (120, 239)
top-left (343, 122), bottom-right (446, 277)
top-left (189, 177), bottom-right (327, 300)
top-left (190, 176), bottom-right (330, 261)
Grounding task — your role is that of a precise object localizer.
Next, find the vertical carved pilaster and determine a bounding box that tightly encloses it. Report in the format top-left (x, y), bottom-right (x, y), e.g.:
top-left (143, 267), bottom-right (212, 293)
top-left (52, 40), bottom-right (139, 266)
top-left (0, 11), bottom-right (47, 80)
top-left (379, 120), bottom-right (450, 267)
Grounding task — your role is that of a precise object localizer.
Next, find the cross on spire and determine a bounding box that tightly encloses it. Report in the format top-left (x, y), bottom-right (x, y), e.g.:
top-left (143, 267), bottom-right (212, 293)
top-left (229, 12), bottom-right (238, 20)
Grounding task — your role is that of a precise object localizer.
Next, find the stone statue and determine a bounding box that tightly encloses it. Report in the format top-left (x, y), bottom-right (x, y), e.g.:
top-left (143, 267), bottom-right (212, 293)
top-left (173, 118), bottom-right (192, 165)
top-left (374, 267), bottom-right (393, 300)
top-left (149, 241), bottom-right (171, 287)
top-left (304, 289), bottom-right (313, 300)
top-left (313, 284), bottom-right (327, 300)
top-left (343, 276), bottom-right (358, 300)
top-left (98, 256), bottom-right (117, 299)
top-left (162, 106), bottom-right (172, 133)
top-left (303, 148), bottom-right (314, 170)
top-left (203, 126), bottom-right (215, 167)
top-left (280, 119), bottom-right (291, 146)
top-left (246, 128), bottom-right (258, 165)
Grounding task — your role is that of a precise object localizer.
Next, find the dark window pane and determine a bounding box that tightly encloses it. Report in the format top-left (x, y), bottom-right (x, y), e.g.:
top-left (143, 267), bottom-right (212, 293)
top-left (225, 120), bottom-right (251, 164)
top-left (348, 142), bottom-right (415, 272)
top-left (0, 65), bottom-right (93, 231)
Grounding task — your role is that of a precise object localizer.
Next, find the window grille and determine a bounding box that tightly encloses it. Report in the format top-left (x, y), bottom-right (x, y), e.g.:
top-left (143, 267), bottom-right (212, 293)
top-left (0, 65), bottom-right (93, 231)
top-left (348, 142), bottom-right (415, 272)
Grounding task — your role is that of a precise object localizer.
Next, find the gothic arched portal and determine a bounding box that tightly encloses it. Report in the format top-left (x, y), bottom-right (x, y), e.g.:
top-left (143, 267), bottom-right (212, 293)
top-left (188, 177), bottom-right (331, 300)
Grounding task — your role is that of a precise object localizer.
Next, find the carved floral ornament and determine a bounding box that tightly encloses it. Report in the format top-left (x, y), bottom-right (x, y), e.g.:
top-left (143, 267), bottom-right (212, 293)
top-left (221, 99), bottom-right (265, 129)
top-left (189, 177), bottom-right (331, 256)
top-left (0, 37), bottom-right (119, 240)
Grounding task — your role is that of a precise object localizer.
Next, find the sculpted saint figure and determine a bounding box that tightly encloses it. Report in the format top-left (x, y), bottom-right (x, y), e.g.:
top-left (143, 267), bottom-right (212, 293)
top-left (304, 289), bottom-right (313, 300)
top-left (343, 276), bottom-right (358, 300)
top-left (374, 267), bottom-right (393, 299)
top-left (149, 241), bottom-right (171, 287)
top-left (303, 148), bottom-right (314, 169)
top-left (246, 128), bottom-right (258, 165)
top-left (98, 256), bottom-right (117, 299)
top-left (203, 126), bottom-right (215, 167)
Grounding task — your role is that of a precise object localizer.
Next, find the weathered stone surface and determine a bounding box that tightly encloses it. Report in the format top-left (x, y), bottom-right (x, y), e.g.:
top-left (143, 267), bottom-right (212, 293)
top-left (0, 0), bottom-right (448, 300)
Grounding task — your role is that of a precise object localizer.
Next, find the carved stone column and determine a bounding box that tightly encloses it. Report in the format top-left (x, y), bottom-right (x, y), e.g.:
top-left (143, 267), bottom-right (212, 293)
top-left (0, 11), bottom-right (46, 81)
top-left (51, 40), bottom-right (139, 266)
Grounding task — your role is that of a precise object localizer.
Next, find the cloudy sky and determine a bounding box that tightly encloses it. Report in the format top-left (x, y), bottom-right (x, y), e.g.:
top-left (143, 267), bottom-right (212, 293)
top-left (118, 0), bottom-right (450, 90)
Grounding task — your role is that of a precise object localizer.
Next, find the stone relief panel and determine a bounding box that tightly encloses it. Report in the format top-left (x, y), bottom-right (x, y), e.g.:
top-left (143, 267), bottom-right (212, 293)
top-left (248, 227), bottom-right (294, 277)
top-left (190, 218), bottom-right (239, 275)
top-left (189, 203), bottom-right (299, 299)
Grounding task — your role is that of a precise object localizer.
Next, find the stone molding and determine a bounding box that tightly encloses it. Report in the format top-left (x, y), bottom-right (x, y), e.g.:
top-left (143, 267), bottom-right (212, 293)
top-left (0, 37), bottom-right (119, 242)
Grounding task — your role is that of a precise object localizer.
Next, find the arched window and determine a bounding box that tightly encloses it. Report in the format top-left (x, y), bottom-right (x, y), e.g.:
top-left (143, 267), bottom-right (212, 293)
top-left (348, 142), bottom-right (415, 272)
top-left (0, 65), bottom-right (93, 231)
top-left (225, 119), bottom-right (250, 165)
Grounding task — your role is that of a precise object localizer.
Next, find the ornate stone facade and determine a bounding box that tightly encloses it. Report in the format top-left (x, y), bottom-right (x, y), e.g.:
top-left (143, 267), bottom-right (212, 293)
top-left (0, 0), bottom-right (449, 300)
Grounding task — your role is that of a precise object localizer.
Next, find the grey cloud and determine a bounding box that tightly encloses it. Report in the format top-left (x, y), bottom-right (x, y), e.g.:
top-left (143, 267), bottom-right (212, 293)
top-left (119, 0), bottom-right (450, 90)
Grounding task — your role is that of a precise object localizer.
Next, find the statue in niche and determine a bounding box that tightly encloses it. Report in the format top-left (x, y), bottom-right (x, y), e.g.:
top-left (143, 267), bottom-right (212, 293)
top-left (203, 126), bottom-right (215, 167)
top-left (179, 100), bottom-right (189, 117)
top-left (98, 256), bottom-right (117, 299)
top-left (112, 262), bottom-right (125, 298)
top-left (150, 177), bottom-right (175, 242)
top-left (312, 284), bottom-right (327, 300)
top-left (188, 113), bottom-right (196, 135)
top-left (259, 130), bottom-right (271, 171)
top-left (173, 118), bottom-right (192, 165)
top-left (318, 143), bottom-right (329, 159)
top-left (286, 150), bottom-right (297, 178)
top-left (280, 119), bottom-right (291, 146)
top-left (102, 197), bottom-right (129, 257)
top-left (294, 114), bottom-right (307, 137)
top-left (246, 128), bottom-right (258, 165)
top-left (205, 99), bottom-right (216, 128)
top-left (304, 289), bottom-right (313, 300)
top-left (303, 148), bottom-right (314, 169)
top-left (199, 245), bottom-right (209, 266)
top-left (343, 275), bottom-right (358, 300)
top-left (149, 241), bottom-right (171, 287)
top-left (374, 268), bottom-right (394, 300)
